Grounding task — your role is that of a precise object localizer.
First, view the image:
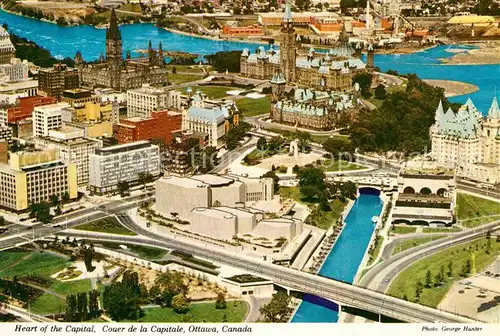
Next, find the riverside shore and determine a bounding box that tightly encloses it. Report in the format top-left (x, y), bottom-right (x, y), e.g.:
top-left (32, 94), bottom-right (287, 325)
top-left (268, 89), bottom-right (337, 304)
top-left (423, 79), bottom-right (479, 97)
top-left (441, 42), bottom-right (500, 65)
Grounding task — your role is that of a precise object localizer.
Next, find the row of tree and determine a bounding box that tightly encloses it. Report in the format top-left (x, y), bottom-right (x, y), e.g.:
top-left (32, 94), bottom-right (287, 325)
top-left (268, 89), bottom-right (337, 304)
top-left (65, 290), bottom-right (100, 322)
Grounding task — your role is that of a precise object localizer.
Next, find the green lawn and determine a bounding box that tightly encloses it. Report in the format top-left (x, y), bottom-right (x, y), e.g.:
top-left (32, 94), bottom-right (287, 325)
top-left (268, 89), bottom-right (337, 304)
top-left (389, 238), bottom-right (500, 307)
top-left (368, 236), bottom-right (384, 266)
top-left (456, 193), bottom-right (500, 228)
top-left (0, 251), bottom-right (31, 270)
top-left (196, 86), bottom-right (237, 99)
top-left (235, 96), bottom-right (272, 117)
top-left (168, 73), bottom-right (204, 85)
top-left (129, 301), bottom-right (249, 322)
top-left (127, 245), bottom-right (167, 260)
top-left (166, 65), bottom-right (208, 73)
top-left (263, 127), bottom-right (349, 144)
top-left (321, 159), bottom-right (365, 172)
top-left (422, 227), bottom-right (462, 233)
top-left (49, 279), bottom-right (92, 296)
top-left (0, 252), bottom-right (70, 279)
top-left (392, 235), bottom-right (446, 255)
top-left (279, 187), bottom-right (304, 203)
top-left (74, 217), bottom-right (137, 236)
top-left (30, 293), bottom-right (66, 316)
top-left (391, 226), bottom-right (417, 234)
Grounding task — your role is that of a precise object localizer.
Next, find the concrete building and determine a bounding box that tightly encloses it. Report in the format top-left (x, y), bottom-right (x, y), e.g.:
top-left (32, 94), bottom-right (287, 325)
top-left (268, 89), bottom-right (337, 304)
top-left (165, 130), bottom-right (208, 176)
top-left (0, 79), bottom-right (38, 104)
top-left (0, 26), bottom-right (15, 65)
top-left (183, 92), bottom-right (239, 147)
top-left (155, 174), bottom-right (274, 220)
top-left (32, 102), bottom-right (72, 138)
top-left (392, 168), bottom-right (456, 226)
top-left (114, 110), bottom-right (182, 145)
top-left (222, 23), bottom-right (264, 37)
top-left (89, 140), bottom-right (160, 194)
top-left (430, 98), bottom-right (500, 184)
top-left (0, 58), bottom-right (29, 82)
top-left (38, 64), bottom-right (79, 98)
top-left (34, 126), bottom-right (101, 187)
top-left (126, 85), bottom-right (181, 118)
top-left (61, 89), bottom-right (101, 106)
top-left (0, 125), bottom-right (13, 144)
top-left (0, 149), bottom-right (77, 212)
top-left (0, 96), bottom-right (57, 125)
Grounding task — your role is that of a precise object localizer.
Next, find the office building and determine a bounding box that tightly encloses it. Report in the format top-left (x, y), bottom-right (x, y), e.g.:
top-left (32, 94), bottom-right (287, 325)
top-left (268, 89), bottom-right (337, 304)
top-left (0, 58), bottom-right (29, 82)
top-left (0, 26), bottom-right (15, 65)
top-left (89, 141), bottom-right (160, 194)
top-left (38, 63), bottom-right (79, 98)
top-left (126, 84), bottom-right (181, 118)
top-left (32, 102), bottom-right (72, 138)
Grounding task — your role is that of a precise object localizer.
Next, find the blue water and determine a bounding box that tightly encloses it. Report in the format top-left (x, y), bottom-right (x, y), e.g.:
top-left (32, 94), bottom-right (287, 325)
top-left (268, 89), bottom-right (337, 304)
top-left (1, 9), bottom-right (499, 112)
top-left (291, 191), bottom-right (383, 323)
top-left (0, 9), bottom-right (264, 61)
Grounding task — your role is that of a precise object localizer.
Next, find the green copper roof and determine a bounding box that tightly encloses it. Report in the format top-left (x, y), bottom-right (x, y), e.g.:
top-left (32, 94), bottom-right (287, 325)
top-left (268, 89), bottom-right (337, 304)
top-left (283, 0), bottom-right (293, 22)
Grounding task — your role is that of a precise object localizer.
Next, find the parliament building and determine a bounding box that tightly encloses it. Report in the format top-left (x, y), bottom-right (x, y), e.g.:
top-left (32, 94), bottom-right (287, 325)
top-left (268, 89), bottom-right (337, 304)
top-left (74, 9), bottom-right (169, 91)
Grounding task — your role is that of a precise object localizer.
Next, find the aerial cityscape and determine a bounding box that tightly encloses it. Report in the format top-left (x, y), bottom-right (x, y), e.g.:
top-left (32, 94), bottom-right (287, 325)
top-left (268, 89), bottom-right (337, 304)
top-left (0, 0), bottom-right (499, 327)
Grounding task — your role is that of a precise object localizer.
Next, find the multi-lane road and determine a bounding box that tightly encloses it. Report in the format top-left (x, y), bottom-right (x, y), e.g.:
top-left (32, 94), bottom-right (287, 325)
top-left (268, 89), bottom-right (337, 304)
top-left (56, 213), bottom-right (475, 323)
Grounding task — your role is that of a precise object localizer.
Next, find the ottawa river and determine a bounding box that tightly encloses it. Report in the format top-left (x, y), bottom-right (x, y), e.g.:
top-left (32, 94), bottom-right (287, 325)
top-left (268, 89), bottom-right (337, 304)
top-left (1, 8), bottom-right (499, 323)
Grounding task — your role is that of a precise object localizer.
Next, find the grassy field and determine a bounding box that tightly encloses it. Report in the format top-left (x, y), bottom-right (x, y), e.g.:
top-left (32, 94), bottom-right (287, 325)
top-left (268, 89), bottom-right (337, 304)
top-left (0, 252), bottom-right (70, 279)
top-left (127, 245), bottom-right (168, 260)
top-left (49, 279), bottom-right (92, 296)
top-left (168, 73), bottom-right (204, 85)
top-left (74, 217), bottom-right (137, 236)
top-left (118, 3), bottom-right (142, 13)
top-left (456, 193), bottom-right (500, 228)
top-left (322, 159), bottom-right (365, 172)
top-left (196, 86), bottom-right (237, 99)
top-left (391, 226), bottom-right (417, 234)
top-left (389, 238), bottom-right (499, 307)
top-left (422, 227), bottom-right (462, 233)
top-left (165, 65), bottom-right (208, 73)
top-left (130, 301), bottom-right (249, 322)
top-left (235, 96), bottom-right (272, 117)
top-left (391, 235), bottom-right (446, 255)
top-left (0, 251), bottom-right (31, 270)
top-left (368, 236), bottom-right (384, 266)
top-left (30, 293), bottom-right (66, 316)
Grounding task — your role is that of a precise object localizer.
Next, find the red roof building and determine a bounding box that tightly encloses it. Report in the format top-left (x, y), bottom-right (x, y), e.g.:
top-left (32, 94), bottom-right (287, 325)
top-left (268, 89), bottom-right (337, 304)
top-left (114, 110), bottom-right (182, 145)
top-left (7, 95), bottom-right (57, 123)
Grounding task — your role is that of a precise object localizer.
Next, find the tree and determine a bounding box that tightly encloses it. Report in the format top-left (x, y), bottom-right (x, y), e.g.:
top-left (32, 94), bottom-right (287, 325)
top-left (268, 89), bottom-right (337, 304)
top-left (447, 261), bottom-right (453, 277)
top-left (117, 180), bottom-right (130, 197)
top-left (259, 292), bottom-right (292, 322)
top-left (155, 271), bottom-right (188, 297)
top-left (82, 246), bottom-right (95, 272)
top-left (414, 280), bottom-right (423, 300)
top-left (339, 181), bottom-right (357, 200)
top-left (461, 260), bottom-right (472, 276)
top-left (353, 73), bottom-right (373, 98)
top-left (425, 270), bottom-right (432, 288)
top-left (160, 289), bottom-right (174, 307)
top-left (103, 271), bottom-right (142, 321)
top-left (29, 202), bottom-right (52, 224)
top-left (297, 166), bottom-right (326, 201)
top-left (65, 294), bottom-right (78, 322)
top-left (62, 192), bottom-right (70, 204)
top-left (50, 194), bottom-right (60, 208)
top-left (322, 138), bottom-right (354, 161)
top-left (215, 292), bottom-right (227, 309)
top-left (205, 50), bottom-right (242, 73)
top-left (76, 292), bottom-right (88, 322)
top-left (295, 0), bottom-right (311, 10)
top-left (171, 293), bottom-right (189, 314)
top-left (213, 200), bottom-right (221, 207)
top-left (257, 137), bottom-right (268, 151)
top-left (0, 216), bottom-right (5, 227)
top-left (172, 66), bottom-right (177, 74)
top-left (374, 84), bottom-right (387, 100)
top-left (88, 290), bottom-right (100, 319)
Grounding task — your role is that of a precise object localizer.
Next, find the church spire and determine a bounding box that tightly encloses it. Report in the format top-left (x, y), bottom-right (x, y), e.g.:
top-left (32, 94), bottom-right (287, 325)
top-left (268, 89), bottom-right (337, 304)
top-left (106, 9), bottom-right (121, 41)
top-left (283, 0), bottom-right (292, 24)
top-left (158, 42), bottom-right (164, 65)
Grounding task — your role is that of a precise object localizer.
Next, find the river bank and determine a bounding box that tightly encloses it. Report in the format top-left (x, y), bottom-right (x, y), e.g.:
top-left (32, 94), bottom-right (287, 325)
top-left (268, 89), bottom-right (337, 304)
top-left (440, 42), bottom-right (500, 65)
top-left (157, 26), bottom-right (267, 46)
top-left (423, 79), bottom-right (479, 97)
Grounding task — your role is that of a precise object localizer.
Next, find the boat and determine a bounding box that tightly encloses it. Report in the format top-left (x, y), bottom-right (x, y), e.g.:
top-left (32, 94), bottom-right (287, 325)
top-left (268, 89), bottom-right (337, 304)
top-left (371, 216), bottom-right (379, 223)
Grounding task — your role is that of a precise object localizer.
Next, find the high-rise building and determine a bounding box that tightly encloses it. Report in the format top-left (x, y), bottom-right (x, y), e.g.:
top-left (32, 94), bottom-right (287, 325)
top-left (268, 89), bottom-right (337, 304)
top-left (88, 140), bottom-right (160, 194)
top-left (0, 149), bottom-right (77, 212)
top-left (38, 64), bottom-right (79, 98)
top-left (126, 85), bottom-right (181, 118)
top-left (34, 126), bottom-right (101, 187)
top-left (32, 102), bottom-right (72, 138)
top-left (0, 58), bottom-right (29, 82)
top-left (0, 27), bottom-right (15, 65)
top-left (114, 110), bottom-right (182, 145)
top-left (0, 95), bottom-right (57, 125)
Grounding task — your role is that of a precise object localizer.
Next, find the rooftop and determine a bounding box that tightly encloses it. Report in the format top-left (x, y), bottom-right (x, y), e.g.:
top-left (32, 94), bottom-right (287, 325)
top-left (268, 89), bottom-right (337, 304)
top-left (190, 174), bottom-right (235, 187)
top-left (94, 140), bottom-right (153, 155)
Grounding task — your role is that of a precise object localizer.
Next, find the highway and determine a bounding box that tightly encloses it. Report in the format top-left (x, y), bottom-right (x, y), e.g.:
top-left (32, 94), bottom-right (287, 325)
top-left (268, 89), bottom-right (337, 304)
top-left (56, 213), bottom-right (476, 323)
top-left (359, 221), bottom-right (500, 294)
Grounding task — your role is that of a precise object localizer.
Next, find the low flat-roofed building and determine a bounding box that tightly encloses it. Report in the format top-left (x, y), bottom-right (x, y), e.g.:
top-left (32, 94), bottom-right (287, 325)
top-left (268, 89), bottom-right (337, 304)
top-left (0, 79), bottom-right (38, 104)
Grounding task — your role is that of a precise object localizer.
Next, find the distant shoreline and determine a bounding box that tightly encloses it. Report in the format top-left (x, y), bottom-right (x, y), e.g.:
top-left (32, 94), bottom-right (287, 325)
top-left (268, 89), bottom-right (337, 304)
top-left (423, 79), bottom-right (479, 97)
